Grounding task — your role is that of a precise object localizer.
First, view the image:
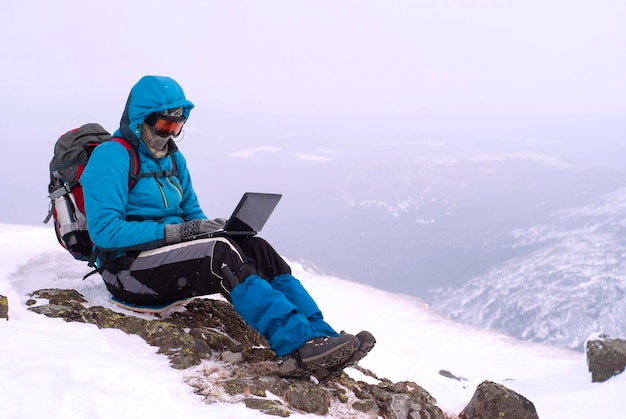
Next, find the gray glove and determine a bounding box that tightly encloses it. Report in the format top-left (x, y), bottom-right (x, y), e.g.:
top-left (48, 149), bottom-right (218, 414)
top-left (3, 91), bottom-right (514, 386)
top-left (214, 218), bottom-right (228, 227)
top-left (164, 219), bottom-right (225, 244)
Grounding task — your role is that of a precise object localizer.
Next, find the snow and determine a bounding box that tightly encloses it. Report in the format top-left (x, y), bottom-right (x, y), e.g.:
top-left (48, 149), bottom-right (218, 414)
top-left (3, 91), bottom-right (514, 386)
top-left (1, 223), bottom-right (625, 418)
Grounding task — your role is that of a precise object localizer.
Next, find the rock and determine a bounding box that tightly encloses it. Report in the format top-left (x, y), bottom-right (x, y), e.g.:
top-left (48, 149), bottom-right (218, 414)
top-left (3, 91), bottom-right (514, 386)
top-left (353, 379), bottom-right (443, 419)
top-left (352, 398), bottom-right (380, 417)
top-left (27, 288), bottom-right (447, 417)
top-left (459, 380), bottom-right (538, 419)
top-left (283, 383), bottom-right (329, 415)
top-left (586, 334), bottom-right (626, 383)
top-left (213, 372), bottom-right (445, 418)
top-left (243, 398), bottom-right (291, 417)
top-left (0, 295), bottom-right (8, 320)
top-left (27, 288), bottom-right (271, 369)
top-left (439, 369), bottom-right (467, 381)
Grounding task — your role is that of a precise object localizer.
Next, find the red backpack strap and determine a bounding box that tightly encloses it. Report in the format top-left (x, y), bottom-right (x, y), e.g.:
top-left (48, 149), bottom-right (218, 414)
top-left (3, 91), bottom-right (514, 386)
top-left (110, 137), bottom-right (140, 189)
top-left (170, 152), bottom-right (178, 177)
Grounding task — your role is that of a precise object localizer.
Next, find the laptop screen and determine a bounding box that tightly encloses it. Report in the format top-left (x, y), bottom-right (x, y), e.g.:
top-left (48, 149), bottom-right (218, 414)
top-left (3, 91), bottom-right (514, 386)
top-left (224, 192), bottom-right (282, 235)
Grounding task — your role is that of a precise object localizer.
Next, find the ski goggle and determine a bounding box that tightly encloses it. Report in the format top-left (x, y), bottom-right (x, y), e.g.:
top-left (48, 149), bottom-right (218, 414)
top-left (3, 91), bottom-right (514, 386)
top-left (145, 114), bottom-right (185, 138)
top-left (150, 117), bottom-right (185, 138)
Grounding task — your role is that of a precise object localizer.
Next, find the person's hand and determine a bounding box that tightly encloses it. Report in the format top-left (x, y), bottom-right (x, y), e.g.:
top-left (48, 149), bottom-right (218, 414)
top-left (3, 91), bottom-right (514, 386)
top-left (164, 219), bottom-right (224, 244)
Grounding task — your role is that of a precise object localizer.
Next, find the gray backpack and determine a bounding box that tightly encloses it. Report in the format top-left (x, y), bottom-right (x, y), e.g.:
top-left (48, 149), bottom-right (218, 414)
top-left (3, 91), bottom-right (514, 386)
top-left (44, 123), bottom-right (138, 262)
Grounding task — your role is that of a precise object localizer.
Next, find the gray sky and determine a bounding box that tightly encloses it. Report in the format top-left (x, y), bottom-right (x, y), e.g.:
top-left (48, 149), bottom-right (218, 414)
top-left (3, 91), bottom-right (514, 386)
top-left (2, 0), bottom-right (625, 225)
top-left (6, 1), bottom-right (625, 115)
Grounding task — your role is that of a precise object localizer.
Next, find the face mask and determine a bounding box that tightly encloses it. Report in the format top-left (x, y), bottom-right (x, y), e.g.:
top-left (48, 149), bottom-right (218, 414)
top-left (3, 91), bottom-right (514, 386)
top-left (141, 123), bottom-right (171, 158)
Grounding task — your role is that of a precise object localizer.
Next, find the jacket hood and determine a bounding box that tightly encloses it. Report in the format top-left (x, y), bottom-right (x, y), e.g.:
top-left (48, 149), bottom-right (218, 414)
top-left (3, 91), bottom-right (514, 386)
top-left (114, 75), bottom-right (195, 149)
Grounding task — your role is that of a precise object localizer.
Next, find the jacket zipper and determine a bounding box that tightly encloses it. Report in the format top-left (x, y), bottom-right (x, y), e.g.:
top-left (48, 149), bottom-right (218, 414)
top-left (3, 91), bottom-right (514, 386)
top-left (154, 176), bottom-right (183, 209)
top-left (167, 177), bottom-right (183, 202)
top-left (155, 177), bottom-right (168, 208)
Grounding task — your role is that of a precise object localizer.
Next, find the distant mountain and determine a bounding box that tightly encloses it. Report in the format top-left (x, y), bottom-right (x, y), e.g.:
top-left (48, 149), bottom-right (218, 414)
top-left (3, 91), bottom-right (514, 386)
top-left (430, 187), bottom-right (626, 350)
top-left (272, 151), bottom-right (625, 297)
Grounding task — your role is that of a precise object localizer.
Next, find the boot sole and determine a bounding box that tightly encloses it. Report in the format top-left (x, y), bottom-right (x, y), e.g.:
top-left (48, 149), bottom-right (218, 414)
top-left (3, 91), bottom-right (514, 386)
top-left (277, 335), bottom-right (359, 378)
top-left (277, 357), bottom-right (304, 377)
top-left (299, 335), bottom-right (359, 366)
top-left (315, 331), bottom-right (377, 380)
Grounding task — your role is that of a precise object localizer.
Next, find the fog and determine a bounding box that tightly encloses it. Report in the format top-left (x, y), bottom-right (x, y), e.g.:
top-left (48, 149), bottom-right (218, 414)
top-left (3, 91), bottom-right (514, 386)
top-left (3, 1), bottom-right (625, 297)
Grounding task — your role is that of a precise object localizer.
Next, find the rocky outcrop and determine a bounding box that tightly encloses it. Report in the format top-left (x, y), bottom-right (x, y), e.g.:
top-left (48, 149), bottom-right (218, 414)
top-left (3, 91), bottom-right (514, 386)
top-left (0, 294), bottom-right (8, 320)
top-left (459, 380), bottom-right (538, 419)
top-left (587, 334), bottom-right (626, 383)
top-left (26, 288), bottom-right (271, 369)
top-left (25, 288), bottom-right (444, 418)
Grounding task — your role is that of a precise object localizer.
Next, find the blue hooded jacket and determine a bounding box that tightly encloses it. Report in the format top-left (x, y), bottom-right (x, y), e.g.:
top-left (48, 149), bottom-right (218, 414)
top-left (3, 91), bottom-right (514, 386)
top-left (81, 76), bottom-right (206, 258)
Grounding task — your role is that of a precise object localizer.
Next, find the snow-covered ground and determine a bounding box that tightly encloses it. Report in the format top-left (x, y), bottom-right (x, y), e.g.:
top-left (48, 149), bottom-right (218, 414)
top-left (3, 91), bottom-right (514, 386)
top-left (0, 223), bottom-right (624, 418)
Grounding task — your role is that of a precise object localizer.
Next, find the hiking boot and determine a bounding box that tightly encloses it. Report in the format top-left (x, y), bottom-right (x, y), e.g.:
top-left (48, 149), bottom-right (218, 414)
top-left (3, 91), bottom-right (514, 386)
top-left (314, 330), bottom-right (377, 380)
top-left (277, 334), bottom-right (360, 378)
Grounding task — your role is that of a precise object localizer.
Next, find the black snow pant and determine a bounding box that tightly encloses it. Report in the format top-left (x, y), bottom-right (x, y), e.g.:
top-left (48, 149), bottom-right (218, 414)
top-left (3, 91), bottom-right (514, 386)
top-left (101, 236), bottom-right (291, 305)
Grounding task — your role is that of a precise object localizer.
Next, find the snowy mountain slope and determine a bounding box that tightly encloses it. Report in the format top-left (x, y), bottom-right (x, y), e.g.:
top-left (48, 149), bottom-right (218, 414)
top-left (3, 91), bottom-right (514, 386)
top-left (1, 223), bottom-right (624, 419)
top-left (431, 188), bottom-right (626, 350)
top-left (269, 150), bottom-right (624, 298)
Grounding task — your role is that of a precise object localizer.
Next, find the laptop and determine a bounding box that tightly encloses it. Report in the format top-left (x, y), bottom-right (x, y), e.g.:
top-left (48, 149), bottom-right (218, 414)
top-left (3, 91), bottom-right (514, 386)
top-left (190, 192), bottom-right (282, 240)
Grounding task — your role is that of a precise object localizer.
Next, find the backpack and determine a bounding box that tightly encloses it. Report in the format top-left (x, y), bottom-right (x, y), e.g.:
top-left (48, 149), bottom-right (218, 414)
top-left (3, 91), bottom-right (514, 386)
top-left (44, 123), bottom-right (141, 264)
top-left (45, 123), bottom-right (180, 266)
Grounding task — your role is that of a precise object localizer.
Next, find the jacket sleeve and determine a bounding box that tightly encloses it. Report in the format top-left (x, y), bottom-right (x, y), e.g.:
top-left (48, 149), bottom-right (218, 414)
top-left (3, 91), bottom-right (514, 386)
top-left (81, 141), bottom-right (166, 252)
top-left (172, 151), bottom-right (207, 221)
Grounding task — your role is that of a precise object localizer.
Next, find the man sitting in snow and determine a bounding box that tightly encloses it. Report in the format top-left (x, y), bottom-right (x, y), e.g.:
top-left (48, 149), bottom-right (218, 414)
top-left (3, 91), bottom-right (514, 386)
top-left (80, 75), bottom-right (375, 378)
